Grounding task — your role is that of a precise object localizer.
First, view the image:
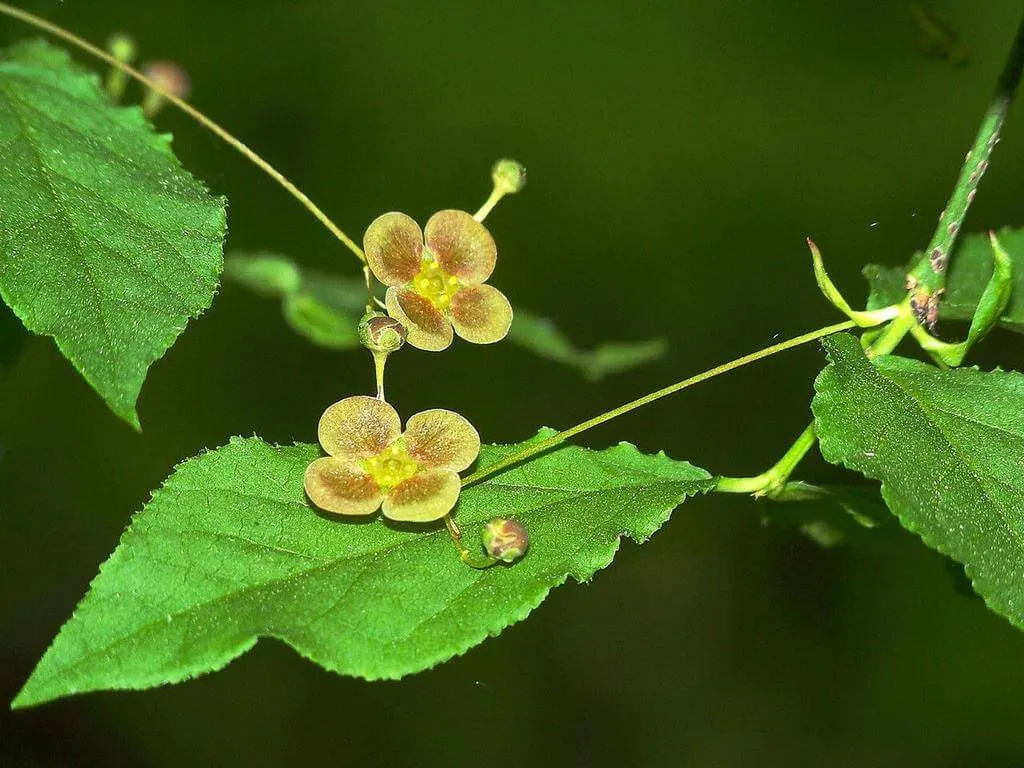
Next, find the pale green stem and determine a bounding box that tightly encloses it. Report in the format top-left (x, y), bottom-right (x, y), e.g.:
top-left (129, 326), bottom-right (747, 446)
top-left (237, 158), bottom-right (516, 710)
top-left (714, 301), bottom-right (916, 495)
top-left (461, 320), bottom-right (856, 488)
top-left (372, 351), bottom-right (388, 400)
top-left (0, 2), bottom-right (366, 264)
top-left (715, 423), bottom-right (817, 495)
top-left (442, 513), bottom-right (499, 569)
top-left (105, 67), bottom-right (129, 101)
top-left (473, 186), bottom-right (505, 222)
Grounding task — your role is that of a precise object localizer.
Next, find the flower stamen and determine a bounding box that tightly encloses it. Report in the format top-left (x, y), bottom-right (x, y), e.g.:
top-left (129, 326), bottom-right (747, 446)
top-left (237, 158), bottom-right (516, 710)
top-left (361, 442), bottom-right (419, 489)
top-left (411, 253), bottom-right (460, 312)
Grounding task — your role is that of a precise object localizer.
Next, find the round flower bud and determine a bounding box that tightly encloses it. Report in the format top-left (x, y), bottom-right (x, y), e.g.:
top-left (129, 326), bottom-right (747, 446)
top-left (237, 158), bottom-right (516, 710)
top-left (358, 311), bottom-right (407, 354)
top-left (491, 159), bottom-right (527, 195)
top-left (482, 518), bottom-right (529, 563)
top-left (106, 33), bottom-right (137, 64)
top-left (142, 61), bottom-right (192, 100)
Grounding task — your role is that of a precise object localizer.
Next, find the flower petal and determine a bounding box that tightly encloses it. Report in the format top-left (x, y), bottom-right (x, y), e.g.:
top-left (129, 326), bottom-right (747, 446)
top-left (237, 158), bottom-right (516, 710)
top-left (424, 209), bottom-right (496, 285)
top-left (304, 457), bottom-right (384, 516)
top-left (381, 469), bottom-right (461, 523)
top-left (404, 409), bottom-right (481, 471)
top-left (450, 285), bottom-right (513, 344)
top-left (364, 212), bottom-right (423, 286)
top-left (318, 395), bottom-right (401, 460)
top-left (386, 287), bottom-right (453, 351)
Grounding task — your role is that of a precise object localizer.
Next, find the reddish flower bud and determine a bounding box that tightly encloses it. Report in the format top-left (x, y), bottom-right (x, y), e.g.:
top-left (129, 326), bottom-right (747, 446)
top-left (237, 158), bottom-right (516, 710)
top-left (141, 61), bottom-right (191, 117)
top-left (482, 518), bottom-right (529, 563)
top-left (358, 311), bottom-right (407, 354)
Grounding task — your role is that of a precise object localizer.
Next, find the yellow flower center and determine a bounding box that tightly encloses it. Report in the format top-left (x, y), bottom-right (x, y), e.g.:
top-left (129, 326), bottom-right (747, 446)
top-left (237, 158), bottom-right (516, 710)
top-left (411, 253), bottom-right (460, 312)
top-left (362, 442), bottom-right (419, 489)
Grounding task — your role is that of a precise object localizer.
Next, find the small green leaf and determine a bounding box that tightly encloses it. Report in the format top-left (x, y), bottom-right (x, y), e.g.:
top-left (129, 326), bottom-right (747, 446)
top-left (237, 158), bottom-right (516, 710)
top-left (0, 41), bottom-right (226, 428)
top-left (282, 292), bottom-right (359, 349)
top-left (14, 433), bottom-right (713, 707)
top-left (864, 227), bottom-right (1024, 333)
top-left (508, 308), bottom-right (667, 381)
top-left (222, 253), bottom-right (301, 296)
top-left (813, 333), bottom-right (1024, 631)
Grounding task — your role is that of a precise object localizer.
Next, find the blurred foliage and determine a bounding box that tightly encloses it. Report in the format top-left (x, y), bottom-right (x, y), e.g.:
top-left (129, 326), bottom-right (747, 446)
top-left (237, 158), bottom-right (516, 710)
top-left (226, 252), bottom-right (667, 376)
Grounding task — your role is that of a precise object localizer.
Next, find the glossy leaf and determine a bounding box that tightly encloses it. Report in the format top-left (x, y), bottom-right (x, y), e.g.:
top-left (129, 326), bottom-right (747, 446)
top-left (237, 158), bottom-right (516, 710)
top-left (14, 433), bottom-right (713, 707)
top-left (864, 227), bottom-right (1024, 333)
top-left (813, 333), bottom-right (1024, 630)
top-left (0, 41), bottom-right (226, 427)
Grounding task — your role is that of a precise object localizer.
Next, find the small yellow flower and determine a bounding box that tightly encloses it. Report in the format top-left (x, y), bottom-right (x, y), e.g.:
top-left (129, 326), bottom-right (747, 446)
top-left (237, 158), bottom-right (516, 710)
top-left (304, 395), bottom-right (480, 523)
top-left (363, 210), bottom-right (513, 351)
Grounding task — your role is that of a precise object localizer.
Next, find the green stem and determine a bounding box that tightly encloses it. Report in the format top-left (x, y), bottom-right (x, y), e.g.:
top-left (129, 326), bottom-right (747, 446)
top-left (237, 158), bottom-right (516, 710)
top-left (461, 320), bottom-right (856, 488)
top-left (473, 186), bottom-right (505, 222)
top-left (716, 301), bottom-right (917, 495)
top-left (0, 1), bottom-right (366, 264)
top-left (715, 423), bottom-right (817, 495)
top-left (909, 12), bottom-right (1024, 299)
top-left (715, 16), bottom-right (1024, 495)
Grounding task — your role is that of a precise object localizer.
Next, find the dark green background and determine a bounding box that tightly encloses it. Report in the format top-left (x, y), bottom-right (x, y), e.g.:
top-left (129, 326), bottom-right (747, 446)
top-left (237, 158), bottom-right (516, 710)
top-left (4, 1), bottom-right (1024, 765)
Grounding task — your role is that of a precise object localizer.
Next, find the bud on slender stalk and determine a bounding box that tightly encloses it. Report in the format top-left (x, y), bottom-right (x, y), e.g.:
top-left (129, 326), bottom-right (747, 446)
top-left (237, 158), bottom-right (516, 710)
top-left (104, 33), bottom-right (137, 101)
top-left (474, 158), bottom-right (527, 221)
top-left (491, 159), bottom-right (527, 195)
top-left (357, 311), bottom-right (407, 400)
top-left (141, 60), bottom-right (191, 117)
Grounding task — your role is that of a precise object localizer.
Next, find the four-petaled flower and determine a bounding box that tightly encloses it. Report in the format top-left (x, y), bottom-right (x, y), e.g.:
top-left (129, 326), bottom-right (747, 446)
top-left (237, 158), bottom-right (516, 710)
top-left (364, 210), bottom-right (513, 351)
top-left (304, 395), bottom-right (480, 522)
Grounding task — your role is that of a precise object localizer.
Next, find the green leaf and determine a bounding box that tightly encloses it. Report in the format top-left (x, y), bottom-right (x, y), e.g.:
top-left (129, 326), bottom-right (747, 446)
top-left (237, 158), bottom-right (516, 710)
top-left (282, 293), bottom-right (359, 349)
top-left (222, 252), bottom-right (302, 296)
top-left (0, 41), bottom-right (226, 428)
top-left (812, 332), bottom-right (1024, 631)
top-left (508, 308), bottom-right (667, 381)
top-left (13, 433), bottom-right (713, 707)
top-left (864, 227), bottom-right (1024, 333)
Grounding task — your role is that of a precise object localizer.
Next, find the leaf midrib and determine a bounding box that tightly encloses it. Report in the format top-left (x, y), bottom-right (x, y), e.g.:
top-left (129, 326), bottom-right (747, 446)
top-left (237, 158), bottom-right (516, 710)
top-left (37, 474), bottom-right (702, 684)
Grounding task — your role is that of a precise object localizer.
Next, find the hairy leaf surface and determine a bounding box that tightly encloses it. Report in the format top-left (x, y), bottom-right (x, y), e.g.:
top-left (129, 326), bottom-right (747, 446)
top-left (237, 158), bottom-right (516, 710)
top-left (864, 227), bottom-right (1024, 333)
top-left (813, 333), bottom-right (1024, 629)
top-left (14, 433), bottom-right (713, 707)
top-left (0, 41), bottom-right (226, 427)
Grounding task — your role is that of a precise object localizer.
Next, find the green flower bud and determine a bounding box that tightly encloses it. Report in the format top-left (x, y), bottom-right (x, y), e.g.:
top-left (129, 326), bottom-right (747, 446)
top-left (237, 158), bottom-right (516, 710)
top-left (358, 311), bottom-right (407, 354)
top-left (482, 518), bottom-right (529, 563)
top-left (491, 159), bottom-right (527, 195)
top-left (106, 33), bottom-right (137, 64)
